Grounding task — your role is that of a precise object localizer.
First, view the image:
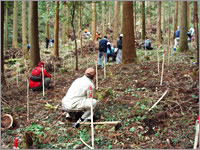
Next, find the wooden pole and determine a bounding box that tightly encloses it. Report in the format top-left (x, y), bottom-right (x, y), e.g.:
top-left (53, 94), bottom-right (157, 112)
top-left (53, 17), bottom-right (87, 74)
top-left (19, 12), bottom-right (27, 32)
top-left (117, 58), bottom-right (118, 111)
top-left (42, 66), bottom-right (45, 97)
top-left (104, 54), bottom-right (106, 79)
top-left (90, 86), bottom-right (94, 149)
top-left (87, 55), bottom-right (88, 68)
top-left (81, 121), bottom-right (121, 125)
top-left (160, 50), bottom-right (165, 85)
top-left (193, 119), bottom-right (199, 149)
top-left (95, 58), bottom-right (98, 90)
top-left (157, 45), bottom-right (160, 75)
top-left (27, 78), bottom-right (29, 121)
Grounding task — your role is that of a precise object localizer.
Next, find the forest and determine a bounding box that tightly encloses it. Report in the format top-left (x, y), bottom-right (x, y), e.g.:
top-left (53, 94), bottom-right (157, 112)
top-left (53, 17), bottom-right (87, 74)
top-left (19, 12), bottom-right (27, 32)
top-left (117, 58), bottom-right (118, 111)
top-left (1, 1), bottom-right (199, 149)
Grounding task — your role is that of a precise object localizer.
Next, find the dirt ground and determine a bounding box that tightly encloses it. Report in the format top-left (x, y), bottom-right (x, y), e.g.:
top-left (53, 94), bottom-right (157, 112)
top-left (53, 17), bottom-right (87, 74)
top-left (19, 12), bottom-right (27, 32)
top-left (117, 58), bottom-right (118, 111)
top-left (1, 40), bottom-right (199, 149)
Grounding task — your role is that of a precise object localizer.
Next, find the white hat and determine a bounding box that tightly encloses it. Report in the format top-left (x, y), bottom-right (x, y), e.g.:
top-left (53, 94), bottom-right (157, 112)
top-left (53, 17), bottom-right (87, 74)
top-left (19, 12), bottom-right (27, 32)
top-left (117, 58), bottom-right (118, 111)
top-left (120, 34), bottom-right (123, 37)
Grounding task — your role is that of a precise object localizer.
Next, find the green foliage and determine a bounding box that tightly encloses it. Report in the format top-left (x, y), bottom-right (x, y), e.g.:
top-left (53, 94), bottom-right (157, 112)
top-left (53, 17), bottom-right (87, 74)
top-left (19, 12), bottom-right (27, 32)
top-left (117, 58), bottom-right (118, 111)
top-left (25, 123), bottom-right (45, 135)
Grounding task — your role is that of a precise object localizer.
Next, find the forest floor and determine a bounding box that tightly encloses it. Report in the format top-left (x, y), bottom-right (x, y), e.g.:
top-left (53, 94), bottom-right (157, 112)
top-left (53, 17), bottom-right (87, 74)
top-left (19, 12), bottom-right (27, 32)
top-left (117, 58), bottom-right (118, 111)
top-left (1, 38), bottom-right (199, 149)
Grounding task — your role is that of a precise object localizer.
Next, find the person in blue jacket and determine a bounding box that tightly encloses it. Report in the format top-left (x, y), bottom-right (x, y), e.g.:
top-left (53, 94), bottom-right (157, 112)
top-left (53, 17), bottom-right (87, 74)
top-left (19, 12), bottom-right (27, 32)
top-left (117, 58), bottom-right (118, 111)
top-left (98, 36), bottom-right (108, 68)
top-left (107, 41), bottom-right (116, 61)
top-left (173, 26), bottom-right (180, 51)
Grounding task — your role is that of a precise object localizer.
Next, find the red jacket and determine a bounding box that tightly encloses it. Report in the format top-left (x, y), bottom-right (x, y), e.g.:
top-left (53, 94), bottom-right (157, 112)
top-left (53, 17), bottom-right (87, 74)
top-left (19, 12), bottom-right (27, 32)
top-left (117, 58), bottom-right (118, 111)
top-left (29, 64), bottom-right (51, 88)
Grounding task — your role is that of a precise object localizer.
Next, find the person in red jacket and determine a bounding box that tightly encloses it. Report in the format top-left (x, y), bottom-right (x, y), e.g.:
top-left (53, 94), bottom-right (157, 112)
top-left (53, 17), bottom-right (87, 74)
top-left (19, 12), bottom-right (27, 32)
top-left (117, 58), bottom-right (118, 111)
top-left (29, 61), bottom-right (51, 91)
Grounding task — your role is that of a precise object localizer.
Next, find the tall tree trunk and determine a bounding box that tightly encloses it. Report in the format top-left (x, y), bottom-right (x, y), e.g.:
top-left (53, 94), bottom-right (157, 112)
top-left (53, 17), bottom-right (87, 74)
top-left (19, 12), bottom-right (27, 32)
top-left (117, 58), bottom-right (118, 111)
top-left (157, 2), bottom-right (162, 45)
top-left (120, 2), bottom-right (123, 33)
top-left (194, 2), bottom-right (199, 65)
top-left (108, 3), bottom-right (111, 29)
top-left (179, 2), bottom-right (188, 52)
top-left (66, 5), bottom-right (70, 39)
top-left (30, 2), bottom-right (40, 68)
top-left (91, 2), bottom-right (96, 42)
top-left (133, 1), bottom-right (136, 37)
top-left (187, 3), bottom-right (190, 30)
top-left (141, 2), bottom-right (145, 40)
top-left (46, 5), bottom-right (49, 39)
top-left (54, 1), bottom-right (59, 57)
top-left (147, 1), bottom-right (151, 25)
top-left (62, 2), bottom-right (66, 44)
top-left (71, 2), bottom-right (78, 70)
top-left (79, 2), bottom-right (83, 57)
top-left (173, 2), bottom-right (178, 39)
top-left (12, 1), bottom-right (18, 48)
top-left (4, 3), bottom-right (8, 51)
top-left (101, 1), bottom-right (105, 38)
top-left (77, 2), bottom-right (81, 39)
top-left (178, 1), bottom-right (182, 26)
top-left (1, 1), bottom-right (5, 81)
top-left (22, 1), bottom-right (28, 59)
top-left (122, 1), bottom-right (136, 64)
top-left (113, 1), bottom-right (119, 41)
top-left (161, 1), bottom-right (165, 33)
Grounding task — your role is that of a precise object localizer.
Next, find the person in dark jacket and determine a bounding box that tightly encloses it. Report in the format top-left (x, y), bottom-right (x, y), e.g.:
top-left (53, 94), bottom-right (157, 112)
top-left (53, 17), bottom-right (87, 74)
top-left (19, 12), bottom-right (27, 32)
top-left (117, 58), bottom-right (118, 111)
top-left (116, 34), bottom-right (123, 64)
top-left (29, 61), bottom-right (51, 91)
top-left (140, 38), bottom-right (153, 50)
top-left (173, 26), bottom-right (180, 51)
top-left (46, 38), bottom-right (50, 49)
top-left (98, 36), bottom-right (108, 68)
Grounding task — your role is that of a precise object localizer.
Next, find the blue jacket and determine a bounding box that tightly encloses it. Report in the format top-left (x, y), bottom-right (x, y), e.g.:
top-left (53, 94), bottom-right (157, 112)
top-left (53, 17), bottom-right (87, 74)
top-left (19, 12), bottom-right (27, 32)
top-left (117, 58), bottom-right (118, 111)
top-left (107, 47), bottom-right (114, 54)
top-left (175, 29), bottom-right (180, 38)
top-left (99, 38), bottom-right (108, 53)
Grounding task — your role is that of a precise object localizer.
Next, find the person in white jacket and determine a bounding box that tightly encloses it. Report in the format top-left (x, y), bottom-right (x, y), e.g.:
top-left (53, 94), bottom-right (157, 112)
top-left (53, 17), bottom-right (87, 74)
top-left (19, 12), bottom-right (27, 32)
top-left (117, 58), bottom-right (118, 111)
top-left (62, 68), bottom-right (98, 128)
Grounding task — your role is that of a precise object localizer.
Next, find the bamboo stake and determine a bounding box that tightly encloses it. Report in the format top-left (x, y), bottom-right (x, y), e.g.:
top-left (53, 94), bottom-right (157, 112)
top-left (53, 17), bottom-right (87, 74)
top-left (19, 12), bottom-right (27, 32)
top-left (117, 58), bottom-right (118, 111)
top-left (104, 54), bottom-right (106, 79)
top-left (42, 66), bottom-right (45, 97)
top-left (193, 119), bottom-right (199, 149)
top-left (16, 63), bottom-right (19, 87)
top-left (149, 88), bottom-right (168, 111)
top-left (27, 78), bottom-right (29, 121)
top-left (80, 121), bottom-right (121, 125)
top-left (95, 58), bottom-right (98, 90)
top-left (160, 50), bottom-right (165, 86)
top-left (157, 45), bottom-right (160, 75)
top-left (80, 137), bottom-right (93, 149)
top-left (90, 86), bottom-right (94, 149)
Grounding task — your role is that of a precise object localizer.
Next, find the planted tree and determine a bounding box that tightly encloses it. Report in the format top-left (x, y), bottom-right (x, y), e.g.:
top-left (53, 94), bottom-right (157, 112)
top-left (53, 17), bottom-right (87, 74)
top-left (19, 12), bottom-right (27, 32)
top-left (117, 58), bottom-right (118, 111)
top-left (113, 1), bottom-right (120, 41)
top-left (30, 1), bottom-right (40, 68)
top-left (179, 1), bottom-right (188, 52)
top-left (91, 2), bottom-right (96, 42)
top-left (122, 1), bottom-right (136, 64)
top-left (4, 2), bottom-right (8, 51)
top-left (141, 1), bottom-right (145, 40)
top-left (101, 1), bottom-right (105, 38)
top-left (173, 2), bottom-right (178, 39)
top-left (156, 1), bottom-right (162, 45)
top-left (46, 4), bottom-right (50, 40)
top-left (54, 1), bottom-right (59, 57)
top-left (194, 1), bottom-right (199, 65)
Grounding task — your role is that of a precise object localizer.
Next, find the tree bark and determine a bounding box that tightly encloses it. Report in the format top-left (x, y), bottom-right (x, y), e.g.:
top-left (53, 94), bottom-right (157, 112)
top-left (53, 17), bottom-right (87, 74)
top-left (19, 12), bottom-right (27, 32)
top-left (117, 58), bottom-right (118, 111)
top-left (156, 1), bottom-right (162, 45)
top-left (179, 1), bottom-right (188, 52)
top-left (113, 1), bottom-right (120, 41)
top-left (161, 1), bottom-right (165, 33)
top-left (66, 5), bottom-right (70, 39)
top-left (91, 2), bottom-right (96, 42)
top-left (141, 2), bottom-right (145, 40)
top-left (101, 1), bottom-right (105, 38)
top-left (178, 1), bottom-right (182, 26)
top-left (173, 2), bottom-right (178, 39)
top-left (194, 2), bottom-right (199, 65)
top-left (12, 1), bottom-right (18, 48)
top-left (122, 1), bottom-right (136, 64)
top-left (187, 2), bottom-right (191, 30)
top-left (62, 2), bottom-right (66, 44)
top-left (1, 1), bottom-right (5, 76)
top-left (22, 1), bottom-right (28, 59)
top-left (30, 2), bottom-right (40, 68)
top-left (4, 3), bottom-right (8, 51)
top-left (54, 1), bottom-right (59, 57)
top-left (147, 1), bottom-right (151, 25)
top-left (120, 2), bottom-right (123, 33)
top-left (71, 2), bottom-right (78, 70)
top-left (46, 5), bottom-right (49, 39)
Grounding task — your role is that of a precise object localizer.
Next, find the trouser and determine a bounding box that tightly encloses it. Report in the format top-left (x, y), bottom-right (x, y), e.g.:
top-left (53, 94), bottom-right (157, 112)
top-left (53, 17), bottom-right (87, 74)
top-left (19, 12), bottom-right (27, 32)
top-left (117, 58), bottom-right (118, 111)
top-left (63, 98), bottom-right (98, 120)
top-left (174, 37), bottom-right (179, 48)
top-left (116, 49), bottom-right (122, 64)
top-left (98, 52), bottom-right (107, 68)
top-left (143, 46), bottom-right (153, 50)
top-left (46, 42), bottom-right (49, 49)
top-left (31, 78), bottom-right (51, 91)
top-left (107, 53), bottom-right (117, 61)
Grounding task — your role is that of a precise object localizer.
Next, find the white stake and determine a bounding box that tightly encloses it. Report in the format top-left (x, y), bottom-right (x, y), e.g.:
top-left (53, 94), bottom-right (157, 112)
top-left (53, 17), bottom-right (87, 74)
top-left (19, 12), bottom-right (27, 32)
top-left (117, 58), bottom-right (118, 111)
top-left (193, 119), bottom-right (199, 149)
top-left (95, 58), bottom-right (98, 90)
top-left (145, 39), bottom-right (147, 56)
top-left (160, 50), bottom-right (165, 86)
top-left (42, 66), bottom-right (45, 97)
top-left (104, 54), bottom-right (106, 79)
top-left (157, 45), bottom-right (160, 75)
top-left (90, 86), bottom-right (94, 149)
top-left (27, 78), bottom-right (29, 121)
top-left (149, 88), bottom-right (169, 111)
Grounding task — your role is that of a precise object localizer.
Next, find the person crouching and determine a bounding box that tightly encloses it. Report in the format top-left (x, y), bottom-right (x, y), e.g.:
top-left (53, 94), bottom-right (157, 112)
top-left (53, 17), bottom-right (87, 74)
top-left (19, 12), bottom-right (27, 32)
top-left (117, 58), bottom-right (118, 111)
top-left (62, 68), bottom-right (98, 128)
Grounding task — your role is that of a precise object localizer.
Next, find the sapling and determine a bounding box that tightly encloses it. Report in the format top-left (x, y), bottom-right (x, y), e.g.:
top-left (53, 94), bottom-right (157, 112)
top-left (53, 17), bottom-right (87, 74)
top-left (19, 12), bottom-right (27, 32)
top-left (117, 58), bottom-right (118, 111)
top-left (42, 66), bottom-right (45, 97)
top-left (27, 79), bottom-right (29, 121)
top-left (90, 86), bottom-right (94, 149)
top-left (160, 50), bottom-right (165, 86)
